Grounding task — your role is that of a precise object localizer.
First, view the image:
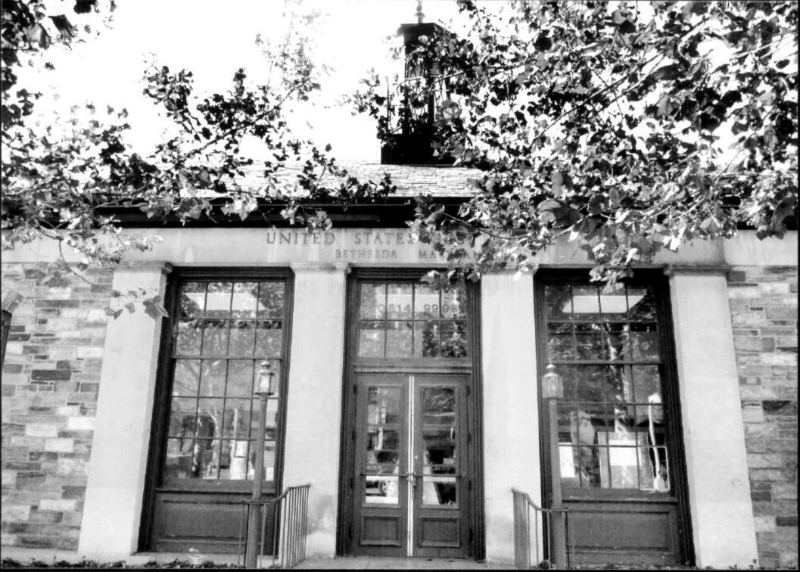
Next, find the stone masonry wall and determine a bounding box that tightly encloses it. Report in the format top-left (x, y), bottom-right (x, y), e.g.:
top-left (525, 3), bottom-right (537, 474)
top-left (728, 265), bottom-right (798, 569)
top-left (1, 263), bottom-right (112, 550)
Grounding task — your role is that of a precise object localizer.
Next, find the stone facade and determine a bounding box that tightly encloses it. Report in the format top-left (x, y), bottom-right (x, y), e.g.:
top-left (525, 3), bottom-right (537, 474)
top-left (1, 263), bottom-right (112, 550)
top-left (728, 265), bottom-right (799, 569)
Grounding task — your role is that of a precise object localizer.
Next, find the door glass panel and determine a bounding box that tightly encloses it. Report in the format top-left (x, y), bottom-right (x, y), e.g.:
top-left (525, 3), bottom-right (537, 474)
top-left (422, 476), bottom-right (457, 506)
top-left (421, 387), bottom-right (459, 507)
top-left (543, 280), bottom-right (672, 494)
top-left (364, 386), bottom-right (402, 505)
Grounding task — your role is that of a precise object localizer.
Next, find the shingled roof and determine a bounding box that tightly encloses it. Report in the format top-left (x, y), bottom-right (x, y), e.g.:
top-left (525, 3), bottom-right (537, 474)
top-left (236, 161), bottom-right (482, 198)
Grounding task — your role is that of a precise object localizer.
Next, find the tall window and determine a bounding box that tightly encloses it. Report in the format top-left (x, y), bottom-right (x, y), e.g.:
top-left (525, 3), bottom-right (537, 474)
top-left (542, 280), bottom-right (672, 492)
top-left (160, 276), bottom-right (290, 485)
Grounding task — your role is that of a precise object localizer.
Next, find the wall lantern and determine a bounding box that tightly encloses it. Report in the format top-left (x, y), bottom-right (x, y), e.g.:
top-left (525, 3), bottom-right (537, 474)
top-left (541, 363), bottom-right (563, 400)
top-left (245, 359), bottom-right (276, 567)
top-left (542, 362), bottom-right (566, 568)
top-left (257, 360), bottom-right (276, 397)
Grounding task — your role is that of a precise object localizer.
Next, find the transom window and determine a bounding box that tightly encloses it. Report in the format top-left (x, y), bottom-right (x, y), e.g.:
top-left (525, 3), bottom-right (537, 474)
top-left (542, 282), bottom-right (671, 492)
top-left (357, 281), bottom-right (468, 359)
top-left (161, 279), bottom-right (288, 484)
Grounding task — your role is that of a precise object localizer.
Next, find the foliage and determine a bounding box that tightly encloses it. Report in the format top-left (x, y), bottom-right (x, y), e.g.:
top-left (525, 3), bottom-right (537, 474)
top-left (355, 0), bottom-right (798, 286)
top-left (1, 0), bottom-right (394, 314)
top-left (2, 0), bottom-right (798, 301)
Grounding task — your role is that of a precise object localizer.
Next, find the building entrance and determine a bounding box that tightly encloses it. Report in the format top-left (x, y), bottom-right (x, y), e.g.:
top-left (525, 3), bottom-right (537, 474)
top-left (351, 373), bottom-right (470, 557)
top-left (337, 270), bottom-right (483, 559)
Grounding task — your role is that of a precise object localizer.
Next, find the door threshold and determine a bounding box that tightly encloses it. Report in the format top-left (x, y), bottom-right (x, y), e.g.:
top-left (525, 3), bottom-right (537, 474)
top-left (297, 556), bottom-right (515, 569)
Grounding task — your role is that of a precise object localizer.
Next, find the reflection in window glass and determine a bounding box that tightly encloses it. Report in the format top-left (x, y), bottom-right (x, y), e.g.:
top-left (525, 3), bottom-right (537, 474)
top-left (544, 281), bottom-right (669, 493)
top-left (163, 278), bottom-right (287, 484)
top-left (357, 281), bottom-right (469, 359)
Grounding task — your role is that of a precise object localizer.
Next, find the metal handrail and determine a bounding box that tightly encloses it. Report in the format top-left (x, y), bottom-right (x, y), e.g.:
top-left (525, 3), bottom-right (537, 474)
top-left (511, 488), bottom-right (572, 569)
top-left (239, 484), bottom-right (311, 569)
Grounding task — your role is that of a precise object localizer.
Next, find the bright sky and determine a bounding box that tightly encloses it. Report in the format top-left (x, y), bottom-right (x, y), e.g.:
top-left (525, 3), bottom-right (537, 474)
top-left (20, 0), bottom-right (795, 166)
top-left (23, 0), bottom-right (465, 161)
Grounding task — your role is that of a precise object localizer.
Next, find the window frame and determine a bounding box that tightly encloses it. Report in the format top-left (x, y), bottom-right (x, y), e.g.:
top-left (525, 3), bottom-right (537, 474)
top-left (348, 269), bottom-right (474, 369)
top-left (144, 268), bottom-right (294, 497)
top-left (535, 269), bottom-right (692, 504)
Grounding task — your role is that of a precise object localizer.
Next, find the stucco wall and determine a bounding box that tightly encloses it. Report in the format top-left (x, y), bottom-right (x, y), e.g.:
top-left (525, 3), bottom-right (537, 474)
top-left (728, 265), bottom-right (798, 569)
top-left (1, 263), bottom-right (112, 550)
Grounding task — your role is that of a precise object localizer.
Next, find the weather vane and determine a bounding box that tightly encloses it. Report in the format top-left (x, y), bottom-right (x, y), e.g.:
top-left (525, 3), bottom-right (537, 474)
top-left (416, 0), bottom-right (425, 24)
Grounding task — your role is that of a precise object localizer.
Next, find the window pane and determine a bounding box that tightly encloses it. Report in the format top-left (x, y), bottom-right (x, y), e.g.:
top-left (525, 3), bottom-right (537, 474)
top-left (604, 323), bottom-right (631, 361)
top-left (627, 287), bottom-right (656, 321)
top-left (180, 282), bottom-right (206, 319)
top-left (386, 321), bottom-right (412, 358)
top-left (629, 323), bottom-right (659, 361)
top-left (205, 282), bottom-right (233, 318)
top-left (358, 321), bottom-right (384, 357)
top-left (415, 321), bottom-right (440, 357)
top-left (199, 359), bottom-right (227, 396)
top-left (221, 398), bottom-right (252, 440)
top-left (195, 399), bottom-right (223, 439)
top-left (175, 319), bottom-right (203, 356)
top-left (226, 360), bottom-right (255, 397)
top-left (359, 283), bottom-right (385, 319)
top-left (254, 320), bottom-right (283, 358)
top-left (440, 321), bottom-right (467, 358)
top-left (442, 283), bottom-right (466, 319)
top-left (173, 359), bottom-right (201, 397)
top-left (202, 320), bottom-right (229, 356)
top-left (571, 286), bottom-right (601, 320)
top-left (575, 323), bottom-right (603, 360)
top-left (414, 284), bottom-right (440, 319)
top-left (257, 282), bottom-right (285, 318)
top-left (547, 323), bottom-right (573, 360)
top-left (386, 283), bottom-right (413, 320)
top-left (229, 320), bottom-right (256, 358)
top-left (545, 284), bottom-right (573, 320)
top-left (632, 365), bottom-right (661, 405)
top-left (573, 366), bottom-right (604, 402)
top-left (169, 397), bottom-right (198, 437)
top-left (231, 282), bottom-right (258, 319)
top-left (597, 289), bottom-right (628, 321)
